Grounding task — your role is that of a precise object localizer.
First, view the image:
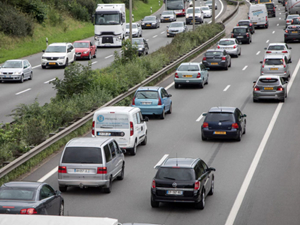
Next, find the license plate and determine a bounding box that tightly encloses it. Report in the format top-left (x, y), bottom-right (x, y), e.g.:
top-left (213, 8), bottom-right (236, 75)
top-left (74, 169), bottom-right (92, 173)
top-left (214, 131), bottom-right (226, 135)
top-left (254, 22), bottom-right (257, 24)
top-left (237, 36), bottom-right (243, 38)
top-left (165, 18), bottom-right (169, 20)
top-left (183, 75), bottom-right (193, 77)
top-left (146, 24), bottom-right (151, 26)
top-left (167, 190), bottom-right (183, 195)
top-left (142, 102), bottom-right (151, 105)
top-left (292, 31), bottom-right (298, 33)
top-left (97, 132), bottom-right (111, 136)
top-left (211, 62), bottom-right (218, 65)
top-left (264, 87), bottom-right (273, 90)
top-left (269, 68), bottom-right (278, 70)
top-left (49, 62), bottom-right (56, 65)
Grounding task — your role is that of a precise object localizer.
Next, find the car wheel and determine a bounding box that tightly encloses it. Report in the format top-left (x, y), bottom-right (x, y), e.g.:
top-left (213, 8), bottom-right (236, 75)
top-left (248, 39), bottom-right (251, 44)
top-left (284, 39), bottom-right (288, 43)
top-left (289, 58), bottom-right (292, 63)
top-left (19, 75), bottom-right (24, 83)
top-left (239, 50), bottom-right (241, 56)
top-left (160, 109), bottom-right (165, 119)
top-left (236, 130), bottom-right (242, 142)
top-left (41, 65), bottom-right (46, 69)
top-left (167, 103), bottom-right (172, 114)
top-left (94, 50), bottom-right (97, 58)
top-left (59, 185), bottom-right (67, 192)
top-left (59, 202), bottom-right (64, 216)
top-left (175, 83), bottom-right (179, 89)
top-left (280, 97), bottom-right (285, 103)
top-left (195, 191), bottom-right (205, 210)
top-left (64, 59), bottom-right (69, 68)
top-left (88, 53), bottom-right (92, 60)
top-left (130, 142), bottom-right (137, 155)
top-left (243, 123), bottom-right (246, 134)
top-left (102, 177), bottom-right (112, 193)
top-left (224, 64), bottom-right (228, 70)
top-left (151, 198), bottom-right (159, 208)
top-left (253, 98), bottom-right (258, 102)
top-left (72, 55), bottom-right (76, 63)
top-left (205, 75), bottom-right (209, 85)
top-left (117, 164), bottom-right (125, 180)
top-left (229, 61), bottom-right (231, 67)
top-left (236, 53), bottom-right (239, 58)
top-left (199, 82), bottom-right (204, 89)
top-left (29, 72), bottom-right (33, 80)
top-left (202, 133), bottom-right (207, 141)
top-left (141, 132), bottom-right (147, 145)
top-left (208, 177), bottom-right (214, 195)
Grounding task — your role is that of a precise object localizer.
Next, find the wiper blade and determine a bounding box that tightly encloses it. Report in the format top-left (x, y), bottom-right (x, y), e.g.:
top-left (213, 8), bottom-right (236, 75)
top-left (163, 177), bottom-right (176, 180)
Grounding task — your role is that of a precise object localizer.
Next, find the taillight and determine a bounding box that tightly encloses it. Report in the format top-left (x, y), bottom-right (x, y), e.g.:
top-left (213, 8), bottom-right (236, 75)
top-left (20, 208), bottom-right (37, 214)
top-left (97, 167), bottom-right (107, 174)
top-left (182, 9), bottom-right (185, 12)
top-left (254, 87), bottom-right (260, 91)
top-left (282, 50), bottom-right (288, 53)
top-left (273, 7), bottom-right (275, 10)
top-left (248, 16), bottom-right (250, 19)
top-left (262, 59), bottom-right (266, 68)
top-left (194, 181), bottom-right (200, 190)
top-left (202, 122), bottom-right (208, 128)
top-left (233, 45), bottom-right (236, 49)
top-left (58, 166), bottom-right (67, 173)
top-left (222, 56), bottom-right (226, 60)
top-left (292, 19), bottom-right (294, 24)
top-left (197, 72), bottom-right (201, 78)
top-left (158, 98), bottom-right (162, 105)
top-left (203, 57), bottom-right (207, 61)
top-left (152, 179), bottom-right (156, 188)
top-left (246, 33), bottom-right (249, 37)
top-left (92, 121), bottom-right (95, 136)
top-left (277, 86), bottom-right (283, 91)
top-left (266, 16), bottom-right (268, 21)
top-left (130, 121), bottom-right (134, 136)
top-left (132, 96), bottom-right (135, 105)
top-left (217, 45), bottom-right (220, 49)
top-left (231, 33), bottom-right (234, 38)
top-left (283, 59), bottom-right (286, 68)
top-left (266, 51), bottom-right (272, 53)
top-left (236, 23), bottom-right (239, 26)
top-left (285, 30), bottom-right (288, 33)
top-left (249, 23), bottom-right (252, 26)
top-left (232, 123), bottom-right (239, 129)
top-left (287, 20), bottom-right (291, 22)
top-left (175, 72), bottom-right (179, 78)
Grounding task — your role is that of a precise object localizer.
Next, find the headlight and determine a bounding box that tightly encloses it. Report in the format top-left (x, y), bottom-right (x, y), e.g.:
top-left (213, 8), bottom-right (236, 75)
top-left (152, 22), bottom-right (156, 24)
top-left (58, 56), bottom-right (65, 59)
top-left (14, 72), bottom-right (22, 75)
top-left (142, 22), bottom-right (145, 25)
top-left (42, 56), bottom-right (47, 59)
top-left (83, 51), bottom-right (88, 54)
top-left (138, 48), bottom-right (143, 51)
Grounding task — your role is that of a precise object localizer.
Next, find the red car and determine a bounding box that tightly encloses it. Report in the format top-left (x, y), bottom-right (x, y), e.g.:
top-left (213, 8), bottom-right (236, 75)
top-left (73, 40), bottom-right (97, 60)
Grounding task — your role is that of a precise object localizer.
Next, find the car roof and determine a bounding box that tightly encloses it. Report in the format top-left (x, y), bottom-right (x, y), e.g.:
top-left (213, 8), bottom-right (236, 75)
top-left (66, 137), bottom-right (112, 147)
top-left (268, 43), bottom-right (286, 46)
top-left (207, 49), bottom-right (224, 52)
top-left (219, 38), bottom-right (236, 41)
top-left (208, 107), bottom-right (236, 113)
top-left (179, 62), bottom-right (200, 66)
top-left (2, 181), bottom-right (44, 188)
top-left (162, 158), bottom-right (199, 168)
top-left (238, 20), bottom-right (250, 22)
top-left (233, 26), bottom-right (248, 29)
top-left (264, 54), bottom-right (285, 59)
top-left (95, 106), bottom-right (138, 113)
top-left (137, 86), bottom-right (161, 91)
top-left (171, 21), bottom-right (184, 24)
top-left (74, 40), bottom-right (90, 43)
top-left (49, 43), bottom-right (69, 46)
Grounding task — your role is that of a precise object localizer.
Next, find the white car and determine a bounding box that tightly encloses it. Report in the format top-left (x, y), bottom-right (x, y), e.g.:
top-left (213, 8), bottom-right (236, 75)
top-left (186, 7), bottom-right (204, 24)
top-left (205, 1), bottom-right (217, 10)
top-left (41, 43), bottom-right (76, 69)
top-left (200, 6), bottom-right (212, 18)
top-left (264, 43), bottom-right (292, 63)
top-left (125, 23), bottom-right (142, 37)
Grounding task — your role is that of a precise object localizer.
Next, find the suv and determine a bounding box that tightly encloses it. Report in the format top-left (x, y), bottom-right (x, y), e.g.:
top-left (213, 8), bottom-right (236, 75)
top-left (185, 7), bottom-right (204, 24)
top-left (231, 26), bottom-right (252, 44)
top-left (58, 137), bottom-right (125, 193)
top-left (151, 157), bottom-right (215, 209)
top-left (41, 43), bottom-right (76, 69)
top-left (260, 55), bottom-right (290, 80)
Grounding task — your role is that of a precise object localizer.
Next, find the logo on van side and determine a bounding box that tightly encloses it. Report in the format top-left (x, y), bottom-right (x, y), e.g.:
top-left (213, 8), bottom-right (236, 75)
top-left (97, 115), bottom-right (105, 122)
top-left (253, 10), bottom-right (263, 16)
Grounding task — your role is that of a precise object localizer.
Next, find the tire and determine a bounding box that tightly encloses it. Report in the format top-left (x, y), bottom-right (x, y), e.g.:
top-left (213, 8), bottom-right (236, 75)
top-left (94, 49), bottom-right (97, 58)
top-left (167, 103), bottom-right (172, 114)
top-left (29, 72), bottom-right (33, 80)
top-left (141, 132), bottom-right (147, 145)
top-left (175, 83), bottom-right (179, 89)
top-left (236, 54), bottom-right (239, 58)
top-left (284, 39), bottom-right (288, 43)
top-left (72, 55), bottom-right (76, 63)
top-left (229, 61), bottom-right (231, 68)
top-left (130, 142), bottom-right (137, 155)
top-left (19, 75), bottom-right (24, 83)
top-left (236, 130), bottom-right (242, 142)
top-left (202, 133), bottom-right (207, 141)
top-left (102, 177), bottom-right (112, 193)
top-left (59, 202), bottom-right (64, 216)
top-left (248, 39), bottom-right (251, 44)
top-left (151, 198), bottom-right (159, 208)
top-left (41, 65), bottom-right (46, 69)
top-left (199, 82), bottom-right (204, 89)
top-left (289, 58), bottom-right (292, 63)
top-left (280, 97), bottom-right (285, 103)
top-left (224, 64), bottom-right (228, 70)
top-left (195, 191), bottom-right (205, 210)
top-left (243, 123), bottom-right (246, 134)
top-left (253, 98), bottom-right (258, 103)
top-left (64, 59), bottom-right (69, 68)
top-left (239, 50), bottom-right (241, 56)
top-left (88, 53), bottom-right (91, 60)
top-left (59, 185), bottom-right (67, 192)
top-left (205, 75), bottom-right (209, 85)
top-left (117, 164), bottom-right (125, 180)
top-left (208, 178), bottom-right (214, 195)
top-left (160, 109), bottom-right (165, 119)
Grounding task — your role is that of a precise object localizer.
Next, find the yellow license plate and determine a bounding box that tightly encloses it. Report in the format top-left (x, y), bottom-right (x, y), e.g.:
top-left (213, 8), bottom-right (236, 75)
top-left (292, 31), bottom-right (298, 33)
top-left (184, 75), bottom-right (193, 77)
top-left (264, 87), bottom-right (273, 90)
top-left (254, 22), bottom-right (257, 24)
top-left (214, 131), bottom-right (226, 135)
top-left (165, 18), bottom-right (169, 20)
top-left (49, 62), bottom-right (56, 65)
top-left (270, 68), bottom-right (278, 70)
top-left (211, 63), bottom-right (218, 65)
top-left (146, 24), bottom-right (151, 26)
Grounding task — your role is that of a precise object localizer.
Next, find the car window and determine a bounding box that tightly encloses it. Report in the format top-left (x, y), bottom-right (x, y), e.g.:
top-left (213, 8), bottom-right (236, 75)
top-left (200, 160), bottom-right (208, 171)
top-left (265, 4), bottom-right (274, 9)
top-left (133, 113), bottom-right (138, 124)
top-left (205, 51), bottom-right (222, 56)
top-left (135, 91), bottom-right (158, 99)
top-left (156, 168), bottom-right (195, 181)
top-left (144, 16), bottom-right (156, 21)
top-left (2, 61), bottom-right (22, 68)
top-left (238, 22), bottom-right (249, 26)
top-left (264, 58), bottom-right (283, 65)
top-left (257, 78), bottom-right (280, 85)
top-left (170, 23), bottom-right (183, 28)
top-left (46, 46), bottom-right (66, 53)
top-left (200, 63), bottom-right (206, 70)
top-left (205, 112), bottom-right (235, 122)
top-left (233, 28), bottom-right (246, 33)
top-left (62, 147), bottom-right (103, 164)
top-left (108, 142), bottom-right (116, 158)
top-left (177, 64), bottom-right (200, 71)
top-left (40, 185), bottom-right (55, 200)
top-left (139, 111), bottom-right (144, 122)
top-left (187, 8), bottom-right (201, 13)
top-left (194, 164), bottom-right (202, 179)
top-left (73, 42), bottom-right (89, 48)
top-left (136, 112), bottom-right (141, 124)
top-left (113, 141), bottom-right (122, 154)
top-left (0, 187), bottom-right (36, 200)
top-left (104, 145), bottom-right (112, 162)
top-left (268, 45), bottom-right (285, 50)
top-left (132, 39), bottom-right (143, 45)
top-left (219, 40), bottom-right (235, 45)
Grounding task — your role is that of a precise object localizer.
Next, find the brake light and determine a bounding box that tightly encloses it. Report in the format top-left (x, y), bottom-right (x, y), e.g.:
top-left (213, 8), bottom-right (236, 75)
top-left (175, 72), bottom-right (179, 78)
top-left (222, 56), bottom-right (226, 60)
top-left (158, 98), bottom-right (162, 105)
top-left (292, 19), bottom-right (294, 23)
top-left (92, 121), bottom-right (95, 136)
top-left (277, 86), bottom-right (283, 91)
top-left (233, 45), bottom-right (237, 49)
top-left (217, 45), bottom-right (220, 49)
top-left (248, 16), bottom-right (250, 19)
top-left (232, 123), bottom-right (239, 129)
top-left (202, 122), bottom-right (208, 128)
top-left (273, 7), bottom-right (275, 10)
top-left (194, 181), bottom-right (200, 190)
top-left (266, 51), bottom-right (272, 53)
top-left (262, 59), bottom-right (266, 68)
top-left (97, 167), bottom-right (107, 174)
top-left (20, 208), bottom-right (37, 214)
top-left (283, 59), bottom-right (286, 68)
top-left (203, 57), bottom-right (207, 61)
top-left (249, 23), bottom-right (252, 26)
top-left (132, 96), bottom-right (135, 105)
top-left (254, 87), bottom-right (260, 91)
top-left (130, 121), bottom-right (134, 136)
top-left (266, 77), bottom-right (271, 80)
top-left (58, 166), bottom-right (67, 173)
top-left (182, 9), bottom-right (185, 12)
top-left (285, 29), bottom-right (288, 33)
top-left (287, 20), bottom-right (291, 22)
top-left (231, 33), bottom-right (234, 38)
top-left (246, 33), bottom-right (249, 37)
top-left (282, 50), bottom-right (288, 53)
top-left (152, 179), bottom-right (156, 188)
top-left (266, 16), bottom-right (268, 21)
top-left (236, 23), bottom-right (239, 26)
top-left (197, 72), bottom-right (201, 78)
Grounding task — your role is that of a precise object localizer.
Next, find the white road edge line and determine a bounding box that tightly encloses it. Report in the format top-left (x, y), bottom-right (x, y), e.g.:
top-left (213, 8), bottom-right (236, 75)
top-left (224, 59), bottom-right (300, 225)
top-left (266, 40), bottom-right (269, 43)
top-left (38, 166), bottom-right (58, 182)
top-left (242, 66), bottom-right (248, 71)
top-left (32, 65), bottom-right (41, 69)
top-left (256, 51), bottom-right (260, 55)
top-left (223, 85), bottom-right (230, 91)
top-left (165, 82), bottom-right (174, 90)
top-left (196, 113), bottom-right (204, 122)
top-left (105, 55), bottom-right (113, 59)
top-left (153, 35), bottom-right (158, 38)
top-left (154, 154), bottom-right (169, 169)
top-left (208, 0), bottom-right (224, 24)
top-left (92, 61), bottom-right (97, 65)
top-left (272, 31), bottom-right (275, 34)
top-left (44, 78), bottom-right (56, 84)
top-left (161, 31), bottom-right (165, 34)
top-left (16, 88), bottom-right (31, 95)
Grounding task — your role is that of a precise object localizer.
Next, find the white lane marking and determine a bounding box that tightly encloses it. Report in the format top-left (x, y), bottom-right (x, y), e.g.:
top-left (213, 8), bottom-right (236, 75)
top-left (196, 113), bottom-right (204, 122)
top-left (242, 66), bottom-right (248, 71)
top-left (146, 39), bottom-right (149, 41)
top-left (272, 31), bottom-right (275, 34)
top-left (92, 61), bottom-right (97, 65)
top-left (279, 17), bottom-right (281, 20)
top-left (105, 55), bottom-right (113, 59)
top-left (165, 82), bottom-right (174, 90)
top-left (32, 65), bottom-right (41, 69)
top-left (44, 78), bottom-right (56, 84)
top-left (279, 12), bottom-right (281, 14)
top-left (38, 166), bottom-right (58, 182)
top-left (256, 51), bottom-right (260, 55)
top-left (266, 40), bottom-right (269, 43)
top-left (153, 35), bottom-right (158, 38)
top-left (208, 0), bottom-right (224, 24)
top-left (154, 154), bottom-right (169, 169)
top-left (224, 59), bottom-right (300, 225)
top-left (277, 24), bottom-right (279, 26)
top-left (223, 85), bottom-right (230, 91)
top-left (161, 31), bottom-right (165, 34)
top-left (16, 88), bottom-right (31, 95)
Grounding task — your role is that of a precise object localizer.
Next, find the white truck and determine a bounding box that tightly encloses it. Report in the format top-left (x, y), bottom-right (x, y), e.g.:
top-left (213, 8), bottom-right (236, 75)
top-left (94, 4), bottom-right (126, 47)
top-left (286, 0), bottom-right (300, 15)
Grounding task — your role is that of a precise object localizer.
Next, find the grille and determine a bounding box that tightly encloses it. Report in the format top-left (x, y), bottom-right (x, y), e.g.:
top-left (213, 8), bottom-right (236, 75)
top-left (46, 57), bottom-right (59, 60)
top-left (102, 36), bottom-right (113, 44)
top-left (2, 72), bottom-right (13, 75)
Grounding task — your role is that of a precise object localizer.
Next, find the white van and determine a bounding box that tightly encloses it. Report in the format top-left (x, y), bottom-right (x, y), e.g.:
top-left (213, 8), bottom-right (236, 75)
top-left (249, 4), bottom-right (269, 28)
top-left (92, 106), bottom-right (148, 156)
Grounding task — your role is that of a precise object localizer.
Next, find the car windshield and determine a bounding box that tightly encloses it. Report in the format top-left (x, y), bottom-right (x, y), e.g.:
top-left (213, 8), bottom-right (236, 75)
top-left (46, 46), bottom-right (66, 53)
top-left (265, 4), bottom-right (274, 9)
top-left (287, 15), bottom-right (299, 19)
top-left (219, 40), bottom-right (235, 45)
top-left (268, 45), bottom-right (285, 50)
top-left (132, 39), bottom-right (143, 45)
top-left (206, 1), bottom-right (212, 4)
top-left (265, 59), bottom-right (283, 65)
top-left (95, 13), bottom-right (120, 25)
top-left (0, 187), bottom-right (36, 201)
top-left (233, 28), bottom-right (246, 33)
top-left (205, 112), bottom-right (235, 122)
top-left (144, 16), bottom-right (156, 21)
top-left (205, 51), bottom-right (223, 56)
top-left (201, 7), bottom-right (210, 10)
top-left (156, 168), bottom-right (195, 181)
top-left (177, 64), bottom-right (199, 71)
top-left (62, 147), bottom-right (103, 164)
top-left (135, 91), bottom-right (158, 99)
top-left (126, 24), bottom-right (137, 28)
top-left (73, 42), bottom-right (89, 48)
top-left (170, 23), bottom-right (183, 27)
top-left (2, 61), bottom-right (22, 68)
top-left (187, 8), bottom-right (201, 13)
top-left (257, 78), bottom-right (280, 85)
top-left (162, 11), bottom-right (173, 15)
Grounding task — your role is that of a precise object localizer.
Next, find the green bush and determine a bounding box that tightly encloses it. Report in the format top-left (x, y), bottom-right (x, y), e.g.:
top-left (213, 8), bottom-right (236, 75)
top-left (19, 0), bottom-right (48, 24)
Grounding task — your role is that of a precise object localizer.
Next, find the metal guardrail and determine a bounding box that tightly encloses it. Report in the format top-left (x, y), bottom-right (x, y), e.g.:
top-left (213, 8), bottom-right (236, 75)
top-left (222, 1), bottom-right (240, 24)
top-left (0, 4), bottom-right (240, 179)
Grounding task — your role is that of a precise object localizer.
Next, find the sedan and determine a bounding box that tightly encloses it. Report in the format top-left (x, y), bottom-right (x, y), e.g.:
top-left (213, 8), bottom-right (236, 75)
top-left (200, 6), bottom-right (212, 18)
top-left (260, 55), bottom-right (290, 80)
top-left (160, 11), bottom-right (177, 22)
top-left (291, 17), bottom-right (300, 25)
top-left (0, 60), bottom-right (32, 83)
top-left (141, 16), bottom-right (160, 29)
top-left (236, 19), bottom-right (255, 34)
top-left (285, 14), bottom-right (299, 27)
top-left (0, 181), bottom-right (64, 215)
top-left (205, 1), bottom-right (217, 10)
top-left (264, 43), bottom-right (292, 63)
top-left (284, 25), bottom-right (300, 43)
top-left (253, 75), bottom-right (287, 102)
top-left (132, 38), bottom-right (149, 56)
top-left (217, 38), bottom-right (241, 57)
top-left (126, 23), bottom-right (142, 37)
top-left (202, 49), bottom-right (231, 70)
top-left (201, 107), bottom-right (246, 141)
top-left (167, 21), bottom-right (188, 37)
top-left (73, 40), bottom-right (97, 60)
top-left (231, 26), bottom-right (252, 44)
top-left (174, 62), bottom-right (209, 88)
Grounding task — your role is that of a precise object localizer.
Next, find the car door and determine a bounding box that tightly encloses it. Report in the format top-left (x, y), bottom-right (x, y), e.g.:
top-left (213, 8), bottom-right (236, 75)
top-left (137, 23), bottom-right (142, 36)
top-left (39, 184), bottom-right (60, 215)
top-left (285, 44), bottom-right (291, 61)
top-left (135, 112), bottom-right (145, 144)
top-left (22, 61), bottom-right (28, 79)
top-left (103, 144), bottom-right (113, 178)
top-left (235, 108), bottom-right (244, 133)
top-left (200, 160), bottom-right (211, 196)
top-left (108, 142), bottom-right (120, 179)
top-left (224, 50), bottom-right (230, 66)
top-left (200, 63), bottom-right (208, 83)
top-left (161, 88), bottom-right (170, 112)
top-left (27, 60), bottom-right (32, 78)
top-left (113, 140), bottom-right (124, 170)
top-left (280, 77), bottom-right (288, 96)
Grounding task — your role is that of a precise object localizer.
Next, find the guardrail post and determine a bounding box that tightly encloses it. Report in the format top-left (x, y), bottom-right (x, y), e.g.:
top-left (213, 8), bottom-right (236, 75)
top-left (150, 6), bottom-right (152, 14)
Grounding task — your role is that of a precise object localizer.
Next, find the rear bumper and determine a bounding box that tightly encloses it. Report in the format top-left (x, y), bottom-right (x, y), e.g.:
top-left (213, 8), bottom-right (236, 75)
top-left (203, 61), bottom-right (227, 68)
top-left (151, 190), bottom-right (200, 203)
top-left (132, 105), bottom-right (164, 115)
top-left (58, 179), bottom-right (109, 187)
top-left (174, 78), bottom-right (204, 85)
top-left (202, 129), bottom-right (239, 139)
top-left (253, 91), bottom-right (285, 100)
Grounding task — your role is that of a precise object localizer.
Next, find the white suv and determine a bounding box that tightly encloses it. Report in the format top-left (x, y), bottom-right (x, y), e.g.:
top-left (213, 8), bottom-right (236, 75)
top-left (41, 43), bottom-right (76, 69)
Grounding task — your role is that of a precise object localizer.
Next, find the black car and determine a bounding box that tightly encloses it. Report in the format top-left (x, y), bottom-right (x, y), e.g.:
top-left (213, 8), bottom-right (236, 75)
top-left (141, 16), bottom-right (160, 29)
top-left (132, 38), bottom-right (149, 56)
top-left (0, 181), bottom-right (64, 215)
top-left (151, 157), bottom-right (215, 209)
top-left (265, 3), bottom-right (276, 17)
top-left (202, 49), bottom-right (231, 70)
top-left (284, 25), bottom-right (300, 43)
top-left (237, 20), bottom-right (255, 34)
top-left (231, 26), bottom-right (252, 44)
top-left (201, 107), bottom-right (247, 141)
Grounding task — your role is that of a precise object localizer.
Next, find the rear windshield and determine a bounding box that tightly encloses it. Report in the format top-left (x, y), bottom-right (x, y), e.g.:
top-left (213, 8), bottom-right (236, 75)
top-left (219, 40), bottom-right (235, 45)
top-left (62, 147), bottom-right (103, 164)
top-left (287, 15), bottom-right (299, 20)
top-left (257, 78), bottom-right (279, 85)
top-left (156, 168), bottom-right (195, 181)
top-left (259, 0), bottom-right (271, 2)
top-left (287, 25), bottom-right (300, 30)
top-left (95, 113), bottom-right (129, 129)
top-left (205, 51), bottom-right (222, 56)
top-left (205, 112), bottom-right (235, 122)
top-left (136, 91), bottom-right (158, 99)
top-left (264, 59), bottom-right (283, 65)
top-left (268, 45), bottom-right (285, 50)
top-left (238, 22), bottom-right (249, 26)
top-left (177, 64), bottom-right (199, 71)
top-left (0, 187), bottom-right (36, 201)
top-left (233, 28), bottom-right (246, 33)
top-left (265, 4), bottom-right (274, 9)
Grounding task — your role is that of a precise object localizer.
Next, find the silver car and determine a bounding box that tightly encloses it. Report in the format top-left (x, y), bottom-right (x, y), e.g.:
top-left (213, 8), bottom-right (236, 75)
top-left (205, 1), bottom-right (217, 10)
top-left (126, 23), bottom-right (142, 37)
top-left (217, 38), bottom-right (241, 57)
top-left (58, 137), bottom-right (125, 193)
top-left (253, 75), bottom-right (288, 102)
top-left (0, 59), bottom-right (32, 83)
top-left (200, 6), bottom-right (212, 18)
top-left (264, 43), bottom-right (292, 63)
top-left (286, 14), bottom-right (300, 27)
top-left (167, 21), bottom-right (188, 37)
top-left (160, 11), bottom-right (177, 22)
top-left (260, 55), bottom-right (290, 80)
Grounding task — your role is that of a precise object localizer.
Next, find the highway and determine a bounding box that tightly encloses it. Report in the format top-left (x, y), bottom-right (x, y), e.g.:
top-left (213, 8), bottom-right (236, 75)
top-left (13, 1), bottom-right (300, 225)
top-left (0, 1), bottom-right (224, 124)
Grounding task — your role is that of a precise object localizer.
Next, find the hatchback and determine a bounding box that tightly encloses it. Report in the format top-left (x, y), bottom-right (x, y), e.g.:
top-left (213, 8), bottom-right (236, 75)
top-left (201, 107), bottom-right (246, 141)
top-left (260, 55), bottom-right (290, 80)
top-left (264, 43), bottom-right (292, 63)
top-left (132, 38), bottom-right (149, 56)
top-left (0, 60), bottom-right (32, 83)
top-left (285, 14), bottom-right (300, 27)
top-left (73, 40), bottom-right (97, 60)
top-left (217, 38), bottom-right (241, 57)
top-left (141, 16), bottom-right (160, 29)
top-left (131, 87), bottom-right (172, 119)
top-left (202, 49), bottom-right (231, 70)
top-left (151, 157), bottom-right (215, 209)
top-left (236, 20), bottom-right (255, 34)
top-left (253, 75), bottom-right (288, 102)
top-left (167, 21), bottom-right (188, 37)
top-left (231, 26), bottom-right (252, 44)
top-left (160, 11), bottom-right (177, 22)
top-left (284, 25), bottom-right (300, 43)
top-left (265, 3), bottom-right (276, 17)
top-left (126, 23), bottom-right (142, 37)
top-left (200, 6), bottom-right (212, 18)
top-left (291, 17), bottom-right (300, 25)
top-left (185, 7), bottom-right (204, 24)
top-left (174, 62), bottom-right (209, 88)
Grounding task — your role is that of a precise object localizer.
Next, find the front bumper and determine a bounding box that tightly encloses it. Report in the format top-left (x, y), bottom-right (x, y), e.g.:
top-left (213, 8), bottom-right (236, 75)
top-left (141, 24), bottom-right (157, 29)
top-left (0, 75), bottom-right (22, 81)
top-left (75, 52), bottom-right (89, 59)
top-left (41, 59), bottom-right (66, 67)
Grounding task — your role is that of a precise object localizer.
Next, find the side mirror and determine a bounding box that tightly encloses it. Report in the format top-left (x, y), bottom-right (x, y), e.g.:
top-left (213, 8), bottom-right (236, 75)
top-left (55, 190), bottom-right (61, 195)
top-left (207, 167), bottom-right (216, 172)
top-left (143, 116), bottom-right (149, 122)
top-left (285, 80), bottom-right (289, 83)
top-left (202, 113), bottom-right (207, 116)
top-left (243, 114), bottom-right (247, 117)
top-left (168, 94), bottom-right (172, 97)
top-left (42, 50), bottom-right (45, 52)
top-left (264, 47), bottom-right (267, 50)
top-left (259, 61), bottom-right (263, 64)
top-left (288, 47), bottom-right (292, 49)
top-left (23, 66), bottom-right (27, 69)
top-left (253, 80), bottom-right (257, 83)
top-left (121, 149), bottom-right (126, 154)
